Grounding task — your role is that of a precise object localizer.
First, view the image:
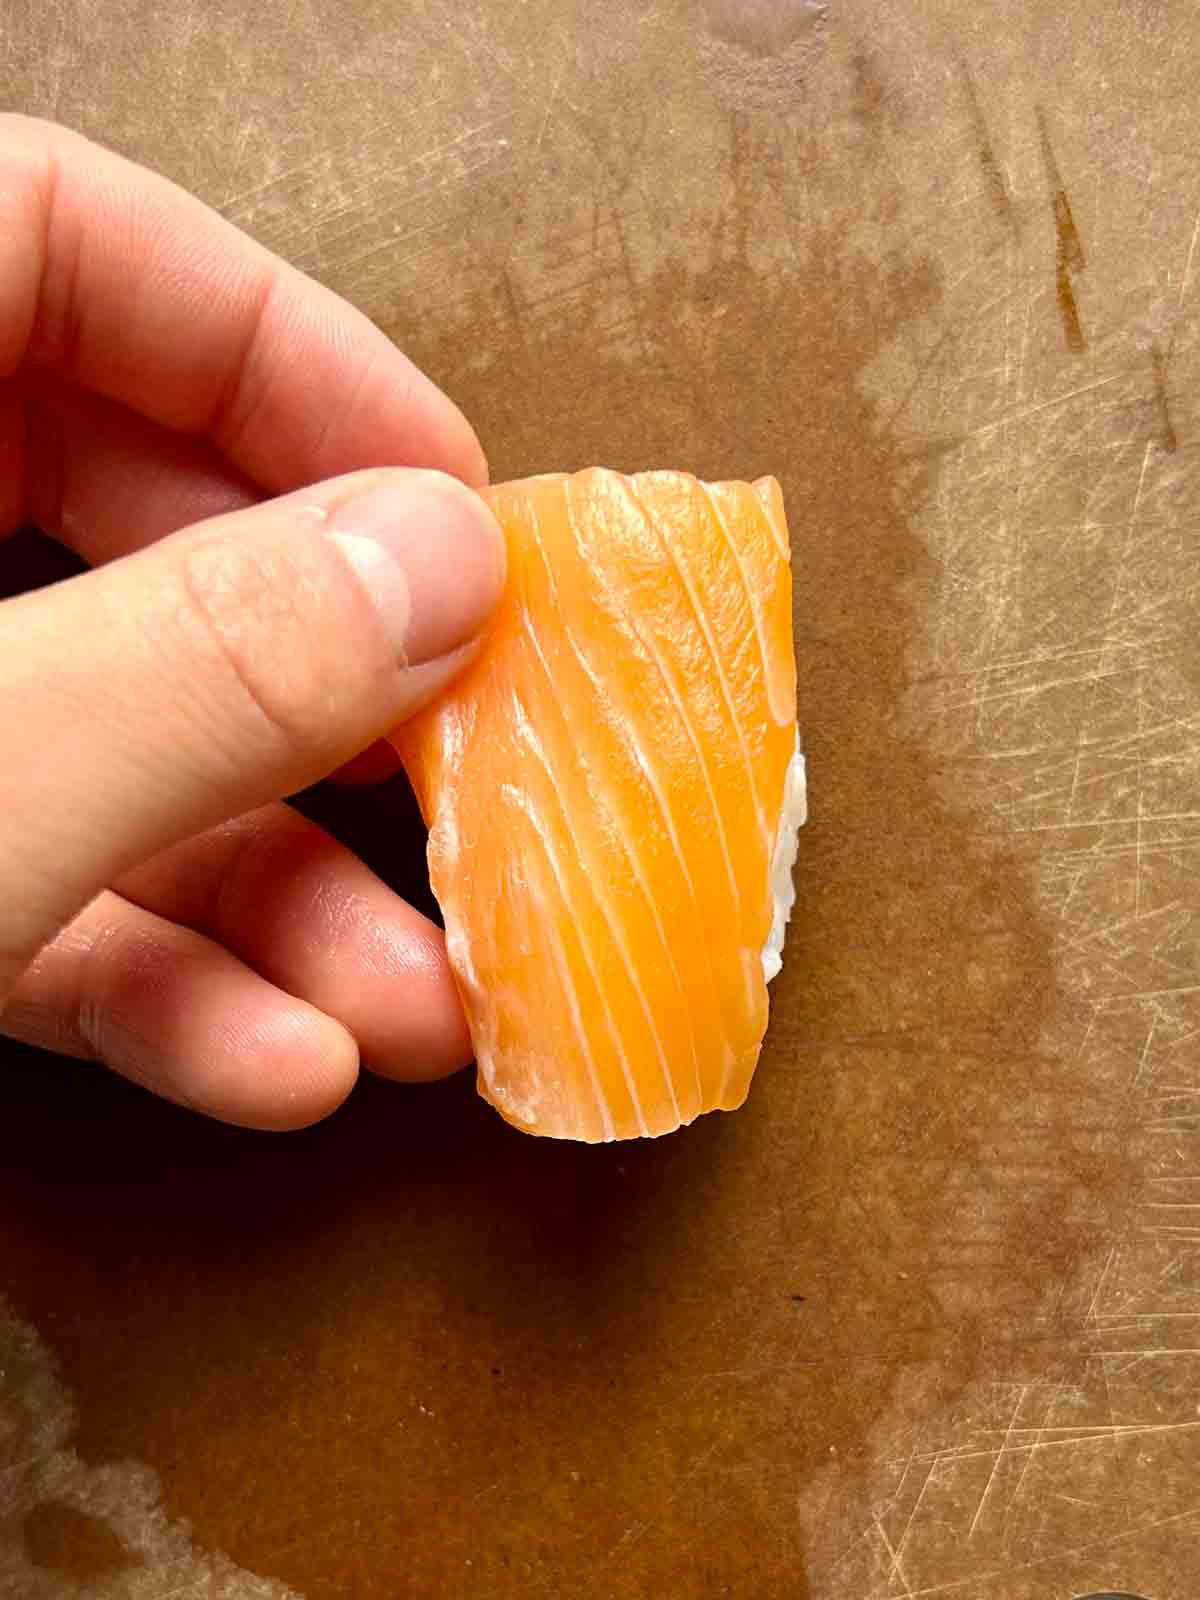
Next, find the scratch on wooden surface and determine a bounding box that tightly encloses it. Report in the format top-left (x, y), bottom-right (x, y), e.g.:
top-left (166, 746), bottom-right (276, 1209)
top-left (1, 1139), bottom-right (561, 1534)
top-left (890, 1415), bottom-right (1200, 1471)
top-left (533, 58), bottom-right (566, 156)
top-left (891, 1500), bottom-right (1200, 1598)
top-left (958, 373), bottom-right (1122, 440)
top-left (1166, 205), bottom-right (1200, 362)
top-left (1128, 1015), bottom-right (1159, 1098)
top-left (886, 1456), bottom-right (939, 1592)
top-left (874, 1513), bottom-right (914, 1596)
top-left (1004, 1382), bottom-right (1066, 1524)
top-left (221, 144), bottom-right (343, 216)
top-left (966, 1385), bottom-right (1028, 1538)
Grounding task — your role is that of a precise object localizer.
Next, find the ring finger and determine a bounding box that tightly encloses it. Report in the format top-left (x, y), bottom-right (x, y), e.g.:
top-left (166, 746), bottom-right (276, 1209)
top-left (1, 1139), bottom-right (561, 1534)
top-left (2, 889), bottom-right (360, 1129)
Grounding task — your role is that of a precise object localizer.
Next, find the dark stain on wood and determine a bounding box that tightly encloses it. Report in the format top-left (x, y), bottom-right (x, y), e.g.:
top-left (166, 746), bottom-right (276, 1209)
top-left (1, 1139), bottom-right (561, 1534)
top-left (1055, 253), bottom-right (1086, 354)
top-left (1037, 105), bottom-right (1087, 352)
top-left (1151, 340), bottom-right (1179, 452)
top-left (850, 49), bottom-right (901, 135)
top-left (957, 59), bottom-right (1016, 235)
top-left (22, 1501), bottom-right (136, 1581)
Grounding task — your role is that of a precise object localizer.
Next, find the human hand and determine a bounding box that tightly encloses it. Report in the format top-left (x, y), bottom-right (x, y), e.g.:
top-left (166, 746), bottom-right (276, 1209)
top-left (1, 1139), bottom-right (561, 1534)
top-left (0, 117), bottom-right (505, 1129)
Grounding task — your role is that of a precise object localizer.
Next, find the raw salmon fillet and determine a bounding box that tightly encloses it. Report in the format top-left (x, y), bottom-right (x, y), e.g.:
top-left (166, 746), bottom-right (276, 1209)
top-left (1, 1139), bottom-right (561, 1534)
top-left (394, 468), bottom-right (802, 1141)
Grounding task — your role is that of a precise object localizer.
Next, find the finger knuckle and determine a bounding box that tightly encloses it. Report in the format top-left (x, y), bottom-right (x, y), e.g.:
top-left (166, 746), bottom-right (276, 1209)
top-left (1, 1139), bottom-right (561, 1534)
top-left (76, 913), bottom-right (161, 1063)
top-left (175, 535), bottom-right (358, 762)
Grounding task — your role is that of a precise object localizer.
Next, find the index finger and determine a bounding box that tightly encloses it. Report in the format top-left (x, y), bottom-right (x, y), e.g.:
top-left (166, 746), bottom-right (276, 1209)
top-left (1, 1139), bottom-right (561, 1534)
top-left (0, 116), bottom-right (487, 494)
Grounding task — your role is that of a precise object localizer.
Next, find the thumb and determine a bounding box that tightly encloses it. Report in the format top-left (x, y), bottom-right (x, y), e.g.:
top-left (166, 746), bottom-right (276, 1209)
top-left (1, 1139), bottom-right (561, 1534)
top-left (0, 467), bottom-right (504, 994)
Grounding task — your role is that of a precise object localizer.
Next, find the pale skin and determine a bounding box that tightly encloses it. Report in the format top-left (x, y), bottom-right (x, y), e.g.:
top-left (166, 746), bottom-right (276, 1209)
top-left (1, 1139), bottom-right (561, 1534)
top-left (0, 116), bottom-right (508, 1130)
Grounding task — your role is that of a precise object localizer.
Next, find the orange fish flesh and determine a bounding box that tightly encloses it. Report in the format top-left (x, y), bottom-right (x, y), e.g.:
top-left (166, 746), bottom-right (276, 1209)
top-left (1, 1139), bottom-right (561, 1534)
top-left (394, 468), bottom-right (803, 1141)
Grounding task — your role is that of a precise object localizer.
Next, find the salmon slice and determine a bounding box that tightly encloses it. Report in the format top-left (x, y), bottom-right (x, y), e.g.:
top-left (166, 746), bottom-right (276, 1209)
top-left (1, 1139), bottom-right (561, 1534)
top-left (393, 468), bottom-right (803, 1141)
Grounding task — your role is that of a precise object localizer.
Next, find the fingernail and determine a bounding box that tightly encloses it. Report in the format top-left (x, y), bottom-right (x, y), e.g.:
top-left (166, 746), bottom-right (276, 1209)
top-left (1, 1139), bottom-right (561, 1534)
top-left (327, 472), bottom-right (505, 664)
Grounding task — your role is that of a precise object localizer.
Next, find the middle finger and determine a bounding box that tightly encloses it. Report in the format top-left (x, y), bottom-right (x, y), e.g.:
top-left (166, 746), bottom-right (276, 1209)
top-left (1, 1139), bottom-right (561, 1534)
top-left (17, 372), bottom-right (256, 559)
top-left (116, 802), bottom-right (473, 1083)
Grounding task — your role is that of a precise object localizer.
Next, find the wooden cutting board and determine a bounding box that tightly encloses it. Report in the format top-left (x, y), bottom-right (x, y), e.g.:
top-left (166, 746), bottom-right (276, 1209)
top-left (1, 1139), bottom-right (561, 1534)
top-left (2, 3), bottom-right (1199, 1596)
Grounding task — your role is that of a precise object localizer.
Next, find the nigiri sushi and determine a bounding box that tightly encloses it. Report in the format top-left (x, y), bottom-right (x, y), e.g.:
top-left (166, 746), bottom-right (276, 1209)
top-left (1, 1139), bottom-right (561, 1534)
top-left (394, 468), bottom-right (804, 1141)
